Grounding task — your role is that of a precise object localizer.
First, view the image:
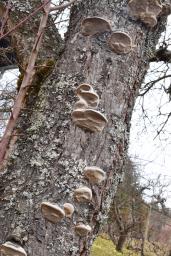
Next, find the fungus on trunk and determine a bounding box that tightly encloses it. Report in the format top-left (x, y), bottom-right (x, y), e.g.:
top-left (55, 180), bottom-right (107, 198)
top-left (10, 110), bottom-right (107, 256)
top-left (139, 12), bottom-right (157, 27)
top-left (63, 203), bottom-right (75, 218)
top-left (72, 84), bottom-right (107, 132)
top-left (84, 166), bottom-right (106, 184)
top-left (81, 17), bottom-right (111, 36)
top-left (128, 0), bottom-right (162, 27)
top-left (75, 223), bottom-right (92, 236)
top-left (74, 186), bottom-right (92, 202)
top-left (72, 109), bottom-right (107, 132)
top-left (108, 32), bottom-right (133, 54)
top-left (41, 202), bottom-right (65, 223)
top-left (0, 241), bottom-right (27, 256)
top-left (74, 98), bottom-right (88, 110)
top-left (76, 84), bottom-right (99, 108)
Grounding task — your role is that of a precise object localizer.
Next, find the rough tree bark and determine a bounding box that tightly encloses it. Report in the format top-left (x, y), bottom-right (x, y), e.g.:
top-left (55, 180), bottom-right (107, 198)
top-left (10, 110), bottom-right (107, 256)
top-left (0, 0), bottom-right (168, 255)
top-left (116, 231), bottom-right (128, 252)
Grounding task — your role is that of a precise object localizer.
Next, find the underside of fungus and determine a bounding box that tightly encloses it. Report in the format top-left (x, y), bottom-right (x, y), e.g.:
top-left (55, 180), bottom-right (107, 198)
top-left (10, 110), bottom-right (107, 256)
top-left (0, 241), bottom-right (27, 256)
top-left (72, 109), bottom-right (107, 132)
top-left (128, 0), bottom-right (162, 27)
top-left (108, 32), bottom-right (133, 54)
top-left (75, 223), bottom-right (92, 236)
top-left (41, 202), bottom-right (65, 223)
top-left (84, 166), bottom-right (106, 184)
top-left (74, 186), bottom-right (92, 202)
top-left (63, 203), bottom-right (75, 218)
top-left (81, 17), bottom-right (111, 36)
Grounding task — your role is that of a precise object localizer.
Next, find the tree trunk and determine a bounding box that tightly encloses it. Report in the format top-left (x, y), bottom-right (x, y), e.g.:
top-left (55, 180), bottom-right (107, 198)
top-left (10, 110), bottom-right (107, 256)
top-left (0, 0), bottom-right (167, 255)
top-left (144, 204), bottom-right (152, 241)
top-left (116, 231), bottom-right (128, 252)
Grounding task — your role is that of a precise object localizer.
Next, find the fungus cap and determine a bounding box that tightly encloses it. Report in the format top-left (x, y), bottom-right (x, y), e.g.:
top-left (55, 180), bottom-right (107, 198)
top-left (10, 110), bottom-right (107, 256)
top-left (128, 0), bottom-right (147, 16)
top-left (140, 12), bottom-right (157, 27)
top-left (0, 241), bottom-right (27, 256)
top-left (81, 17), bottom-right (111, 36)
top-left (128, 0), bottom-right (162, 17)
top-left (72, 109), bottom-right (107, 132)
top-left (75, 223), bottom-right (92, 236)
top-left (74, 186), bottom-right (92, 202)
top-left (84, 166), bottom-right (106, 184)
top-left (41, 202), bottom-right (65, 223)
top-left (63, 203), bottom-right (75, 218)
top-left (76, 84), bottom-right (99, 108)
top-left (76, 84), bottom-right (92, 93)
top-left (147, 0), bottom-right (162, 16)
top-left (108, 32), bottom-right (133, 54)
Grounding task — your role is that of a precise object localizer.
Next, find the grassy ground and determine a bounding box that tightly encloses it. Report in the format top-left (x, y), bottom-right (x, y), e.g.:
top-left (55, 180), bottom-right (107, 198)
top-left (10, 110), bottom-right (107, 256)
top-left (91, 236), bottom-right (138, 256)
top-left (90, 236), bottom-right (169, 256)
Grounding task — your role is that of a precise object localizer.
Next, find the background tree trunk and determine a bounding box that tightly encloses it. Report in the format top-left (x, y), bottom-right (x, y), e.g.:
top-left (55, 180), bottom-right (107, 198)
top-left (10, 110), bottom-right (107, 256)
top-left (116, 231), bottom-right (128, 252)
top-left (0, 0), bottom-right (167, 255)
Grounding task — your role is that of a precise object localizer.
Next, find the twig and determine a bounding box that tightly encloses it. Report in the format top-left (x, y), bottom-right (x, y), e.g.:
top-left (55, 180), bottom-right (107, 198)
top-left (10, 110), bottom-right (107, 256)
top-left (154, 112), bottom-right (171, 140)
top-left (139, 74), bottom-right (171, 96)
top-left (0, 0), bottom-right (11, 36)
top-left (0, 1), bottom-right (51, 165)
top-left (0, 0), bottom-right (51, 41)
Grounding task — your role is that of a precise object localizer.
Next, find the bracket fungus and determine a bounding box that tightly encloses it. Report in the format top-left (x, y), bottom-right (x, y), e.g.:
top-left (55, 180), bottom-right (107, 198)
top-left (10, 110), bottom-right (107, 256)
top-left (139, 12), bottom-right (157, 27)
top-left (72, 84), bottom-right (107, 132)
top-left (72, 109), bottom-right (107, 132)
top-left (84, 166), bottom-right (106, 184)
top-left (74, 186), bottom-right (92, 202)
top-left (81, 17), bottom-right (111, 36)
top-left (0, 241), bottom-right (27, 256)
top-left (128, 0), bottom-right (162, 27)
top-left (63, 203), bottom-right (75, 218)
top-left (41, 202), bottom-right (65, 223)
top-left (76, 84), bottom-right (99, 108)
top-left (75, 223), bottom-right (92, 236)
top-left (108, 32), bottom-right (133, 54)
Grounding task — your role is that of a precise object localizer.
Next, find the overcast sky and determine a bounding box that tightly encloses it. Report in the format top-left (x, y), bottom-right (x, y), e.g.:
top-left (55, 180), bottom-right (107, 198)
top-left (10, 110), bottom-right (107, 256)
top-left (129, 15), bottom-right (171, 207)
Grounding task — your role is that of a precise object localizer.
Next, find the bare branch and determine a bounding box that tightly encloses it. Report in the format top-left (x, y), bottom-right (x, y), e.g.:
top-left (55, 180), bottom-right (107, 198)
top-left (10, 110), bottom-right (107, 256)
top-left (0, 0), bottom-right (51, 41)
top-left (0, 1), bottom-right (11, 36)
top-left (139, 74), bottom-right (171, 97)
top-left (154, 112), bottom-right (171, 139)
top-left (0, 1), bottom-right (52, 165)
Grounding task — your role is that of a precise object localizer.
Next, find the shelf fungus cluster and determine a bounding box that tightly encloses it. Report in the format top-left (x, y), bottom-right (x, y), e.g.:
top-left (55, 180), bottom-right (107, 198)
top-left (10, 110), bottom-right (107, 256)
top-left (0, 241), bottom-right (27, 256)
top-left (128, 0), bottom-right (162, 27)
top-left (72, 84), bottom-right (107, 132)
top-left (81, 16), bottom-right (135, 54)
top-left (1, 2), bottom-right (168, 251)
top-left (72, 166), bottom-right (106, 236)
top-left (41, 202), bottom-right (74, 223)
